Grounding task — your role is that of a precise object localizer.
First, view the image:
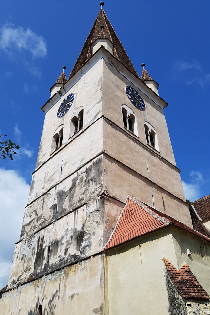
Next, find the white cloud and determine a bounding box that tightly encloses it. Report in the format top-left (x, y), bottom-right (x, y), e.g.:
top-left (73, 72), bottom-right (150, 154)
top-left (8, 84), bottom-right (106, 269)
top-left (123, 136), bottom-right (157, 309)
top-left (0, 262), bottom-right (12, 289)
top-left (182, 171), bottom-right (204, 201)
top-left (190, 171), bottom-right (204, 183)
top-left (182, 181), bottom-right (200, 201)
top-left (13, 125), bottom-right (33, 157)
top-left (172, 61), bottom-right (210, 88)
top-left (24, 83), bottom-right (37, 93)
top-left (14, 124), bottom-right (22, 142)
top-left (29, 66), bottom-right (42, 77)
top-left (0, 24), bottom-right (47, 58)
top-left (21, 148), bottom-right (33, 157)
top-left (24, 62), bottom-right (42, 77)
top-left (0, 169), bottom-right (30, 288)
top-left (174, 61), bottom-right (202, 72)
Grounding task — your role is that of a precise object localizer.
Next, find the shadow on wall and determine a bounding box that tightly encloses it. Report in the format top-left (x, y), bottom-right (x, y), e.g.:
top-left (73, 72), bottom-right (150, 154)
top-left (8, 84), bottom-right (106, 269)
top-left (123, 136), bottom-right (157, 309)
top-left (28, 290), bottom-right (59, 315)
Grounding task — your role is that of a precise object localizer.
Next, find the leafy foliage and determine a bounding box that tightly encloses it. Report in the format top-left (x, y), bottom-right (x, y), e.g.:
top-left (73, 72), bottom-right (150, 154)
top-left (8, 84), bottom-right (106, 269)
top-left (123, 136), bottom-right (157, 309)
top-left (0, 135), bottom-right (19, 160)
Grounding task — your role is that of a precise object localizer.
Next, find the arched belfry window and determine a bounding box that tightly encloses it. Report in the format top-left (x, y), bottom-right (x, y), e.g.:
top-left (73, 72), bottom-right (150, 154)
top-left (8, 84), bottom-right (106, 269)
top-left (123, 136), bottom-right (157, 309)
top-left (121, 105), bottom-right (138, 136)
top-left (144, 122), bottom-right (159, 151)
top-left (70, 109), bottom-right (84, 136)
top-left (51, 125), bottom-right (64, 154)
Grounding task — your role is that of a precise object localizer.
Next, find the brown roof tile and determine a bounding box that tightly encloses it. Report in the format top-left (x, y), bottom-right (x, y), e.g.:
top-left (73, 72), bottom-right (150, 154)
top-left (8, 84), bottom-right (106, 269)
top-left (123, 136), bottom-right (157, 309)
top-left (163, 258), bottom-right (210, 300)
top-left (56, 72), bottom-right (66, 85)
top-left (104, 196), bottom-right (210, 250)
top-left (68, 9), bottom-right (139, 80)
top-left (192, 195), bottom-right (210, 222)
top-left (141, 68), bottom-right (153, 81)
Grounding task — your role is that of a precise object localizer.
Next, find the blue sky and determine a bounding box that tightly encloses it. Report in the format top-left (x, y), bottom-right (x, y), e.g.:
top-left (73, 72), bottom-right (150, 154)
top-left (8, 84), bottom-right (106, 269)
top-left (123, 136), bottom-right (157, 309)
top-left (0, 0), bottom-right (209, 288)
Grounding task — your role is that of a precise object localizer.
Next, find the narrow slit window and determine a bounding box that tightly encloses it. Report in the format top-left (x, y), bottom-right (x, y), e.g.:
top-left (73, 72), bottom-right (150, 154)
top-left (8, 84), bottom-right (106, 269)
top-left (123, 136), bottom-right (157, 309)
top-left (128, 114), bottom-right (134, 132)
top-left (55, 135), bottom-right (59, 150)
top-left (78, 110), bottom-right (84, 131)
top-left (60, 129), bottom-right (63, 147)
top-left (74, 118), bottom-right (78, 134)
top-left (150, 131), bottom-right (155, 148)
top-left (122, 108), bottom-right (127, 128)
top-left (145, 125), bottom-right (149, 144)
top-left (38, 305), bottom-right (42, 315)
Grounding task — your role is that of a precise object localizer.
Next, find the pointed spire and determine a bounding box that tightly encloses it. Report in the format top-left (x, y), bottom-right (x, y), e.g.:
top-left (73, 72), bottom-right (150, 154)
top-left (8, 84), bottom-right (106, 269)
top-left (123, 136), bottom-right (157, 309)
top-left (50, 67), bottom-right (67, 97)
top-left (141, 64), bottom-right (153, 81)
top-left (56, 67), bottom-right (67, 85)
top-left (141, 64), bottom-right (159, 95)
top-left (68, 9), bottom-right (139, 80)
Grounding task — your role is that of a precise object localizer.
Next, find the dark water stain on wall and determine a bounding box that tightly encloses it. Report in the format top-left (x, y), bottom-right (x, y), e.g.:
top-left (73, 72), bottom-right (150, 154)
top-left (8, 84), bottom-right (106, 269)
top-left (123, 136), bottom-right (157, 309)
top-left (21, 157), bottom-right (104, 239)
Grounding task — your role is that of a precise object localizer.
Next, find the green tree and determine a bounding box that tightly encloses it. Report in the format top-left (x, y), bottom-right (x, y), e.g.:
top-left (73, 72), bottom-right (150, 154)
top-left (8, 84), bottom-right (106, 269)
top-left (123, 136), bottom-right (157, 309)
top-left (0, 135), bottom-right (19, 160)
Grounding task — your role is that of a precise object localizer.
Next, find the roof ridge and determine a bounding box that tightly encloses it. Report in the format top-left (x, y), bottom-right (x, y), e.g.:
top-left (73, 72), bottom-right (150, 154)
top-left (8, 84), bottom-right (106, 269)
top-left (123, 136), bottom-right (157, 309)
top-left (129, 196), bottom-right (171, 225)
top-left (192, 194), bottom-right (210, 203)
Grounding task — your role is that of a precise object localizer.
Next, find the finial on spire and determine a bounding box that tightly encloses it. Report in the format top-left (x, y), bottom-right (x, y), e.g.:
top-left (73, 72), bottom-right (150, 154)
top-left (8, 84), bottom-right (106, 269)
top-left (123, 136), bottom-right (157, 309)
top-left (63, 66), bottom-right (66, 73)
top-left (141, 63), bottom-right (145, 70)
top-left (100, 1), bottom-right (104, 9)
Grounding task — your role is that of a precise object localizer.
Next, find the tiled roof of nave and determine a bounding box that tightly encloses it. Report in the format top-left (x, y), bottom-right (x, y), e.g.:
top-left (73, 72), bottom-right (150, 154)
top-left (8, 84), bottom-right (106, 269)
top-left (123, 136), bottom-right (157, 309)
top-left (104, 196), bottom-right (210, 250)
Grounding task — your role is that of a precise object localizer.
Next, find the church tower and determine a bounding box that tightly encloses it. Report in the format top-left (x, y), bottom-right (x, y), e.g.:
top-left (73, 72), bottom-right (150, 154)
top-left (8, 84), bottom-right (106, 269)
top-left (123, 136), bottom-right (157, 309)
top-left (2, 3), bottom-right (205, 314)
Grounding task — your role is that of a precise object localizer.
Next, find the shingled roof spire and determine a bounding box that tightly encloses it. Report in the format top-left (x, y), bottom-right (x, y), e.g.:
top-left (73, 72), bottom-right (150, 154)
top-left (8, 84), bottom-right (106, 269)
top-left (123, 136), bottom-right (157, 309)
top-left (50, 68), bottom-right (67, 97)
top-left (68, 7), bottom-right (139, 80)
top-left (141, 63), bottom-right (159, 95)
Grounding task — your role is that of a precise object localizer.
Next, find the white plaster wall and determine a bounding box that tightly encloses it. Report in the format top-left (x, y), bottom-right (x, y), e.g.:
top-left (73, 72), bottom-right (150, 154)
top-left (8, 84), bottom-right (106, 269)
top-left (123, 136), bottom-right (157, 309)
top-left (105, 229), bottom-right (177, 315)
top-left (106, 227), bottom-right (210, 315)
top-left (1, 255), bottom-right (104, 315)
top-left (35, 58), bottom-right (103, 173)
top-left (171, 227), bottom-right (210, 296)
top-left (29, 119), bottom-right (103, 204)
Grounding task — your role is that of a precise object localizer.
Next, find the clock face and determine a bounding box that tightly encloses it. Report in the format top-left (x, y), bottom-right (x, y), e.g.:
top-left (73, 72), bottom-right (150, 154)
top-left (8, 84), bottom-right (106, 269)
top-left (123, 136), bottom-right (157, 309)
top-left (57, 93), bottom-right (74, 118)
top-left (126, 86), bottom-right (145, 111)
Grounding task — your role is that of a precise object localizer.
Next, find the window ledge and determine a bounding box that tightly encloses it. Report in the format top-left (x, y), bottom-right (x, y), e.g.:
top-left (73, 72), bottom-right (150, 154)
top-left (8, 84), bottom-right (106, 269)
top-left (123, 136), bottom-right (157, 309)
top-left (69, 128), bottom-right (83, 140)
top-left (146, 143), bottom-right (160, 153)
top-left (123, 126), bottom-right (138, 138)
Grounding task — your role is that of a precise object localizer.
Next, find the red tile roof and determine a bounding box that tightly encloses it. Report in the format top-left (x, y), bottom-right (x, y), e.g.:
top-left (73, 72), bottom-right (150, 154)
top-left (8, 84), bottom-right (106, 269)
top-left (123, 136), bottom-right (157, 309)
top-left (163, 258), bottom-right (210, 300)
top-left (192, 194), bottom-right (210, 222)
top-left (104, 196), bottom-right (170, 249)
top-left (104, 196), bottom-right (210, 250)
top-left (68, 9), bottom-right (139, 80)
